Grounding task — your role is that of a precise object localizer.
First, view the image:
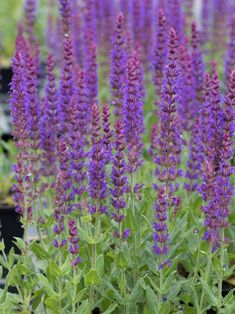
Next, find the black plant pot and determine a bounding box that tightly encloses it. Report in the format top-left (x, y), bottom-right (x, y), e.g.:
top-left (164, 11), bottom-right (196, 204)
top-left (0, 205), bottom-right (23, 255)
top-left (0, 67), bottom-right (13, 94)
top-left (0, 205), bottom-right (23, 279)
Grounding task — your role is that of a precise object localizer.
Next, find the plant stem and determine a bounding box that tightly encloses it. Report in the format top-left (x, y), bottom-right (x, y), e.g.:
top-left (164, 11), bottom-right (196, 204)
top-left (72, 266), bottom-right (77, 314)
top-left (131, 173), bottom-right (138, 285)
top-left (217, 230), bottom-right (225, 314)
top-left (158, 267), bottom-right (163, 311)
top-left (199, 247), bottom-right (212, 313)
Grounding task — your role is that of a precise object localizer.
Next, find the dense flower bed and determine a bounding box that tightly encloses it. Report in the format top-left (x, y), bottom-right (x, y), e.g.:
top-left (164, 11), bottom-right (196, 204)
top-left (0, 0), bottom-right (235, 313)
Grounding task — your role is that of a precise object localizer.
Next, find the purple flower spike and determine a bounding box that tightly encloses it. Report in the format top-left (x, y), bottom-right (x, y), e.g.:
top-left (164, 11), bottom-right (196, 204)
top-left (152, 9), bottom-right (167, 116)
top-left (178, 38), bottom-right (196, 130)
top-left (110, 12), bottom-right (127, 117)
top-left (59, 0), bottom-right (72, 35)
top-left (102, 104), bottom-right (113, 161)
top-left (149, 123), bottom-right (158, 158)
top-left (185, 117), bottom-right (204, 191)
top-left (153, 187), bottom-right (169, 256)
top-left (191, 22), bottom-right (204, 110)
top-left (111, 120), bottom-right (128, 223)
top-left (68, 218), bottom-right (81, 266)
top-left (24, 0), bottom-right (37, 43)
top-left (224, 15), bottom-right (235, 87)
top-left (89, 104), bottom-right (107, 211)
top-left (85, 42), bottom-right (98, 105)
top-left (53, 170), bottom-right (67, 247)
top-left (207, 71), bottom-right (224, 172)
top-left (123, 50), bottom-right (144, 173)
top-left (155, 29), bottom-right (182, 187)
top-left (59, 35), bottom-right (75, 137)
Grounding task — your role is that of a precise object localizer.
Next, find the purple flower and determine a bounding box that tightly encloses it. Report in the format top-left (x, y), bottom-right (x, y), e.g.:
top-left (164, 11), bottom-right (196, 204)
top-left (102, 104), bottom-right (113, 161)
top-left (111, 120), bottom-right (128, 223)
top-left (224, 15), bottom-right (235, 87)
top-left (85, 42), bottom-right (98, 105)
top-left (110, 12), bottom-right (127, 117)
top-left (59, 0), bottom-right (72, 35)
top-left (153, 187), bottom-right (169, 256)
top-left (152, 9), bottom-right (167, 116)
top-left (59, 35), bottom-right (75, 137)
top-left (74, 67), bottom-right (90, 141)
top-left (207, 71), bottom-right (224, 172)
top-left (40, 55), bottom-right (59, 176)
top-left (53, 170), bottom-right (67, 247)
top-left (68, 218), bottom-right (81, 266)
top-left (155, 29), bottom-right (182, 188)
top-left (24, 0), bottom-right (37, 43)
top-left (149, 123), bottom-right (158, 158)
top-left (191, 22), bottom-right (204, 110)
top-left (185, 117), bottom-right (204, 191)
top-left (123, 50), bottom-right (144, 173)
top-left (178, 38), bottom-right (196, 130)
top-left (88, 104), bottom-right (107, 212)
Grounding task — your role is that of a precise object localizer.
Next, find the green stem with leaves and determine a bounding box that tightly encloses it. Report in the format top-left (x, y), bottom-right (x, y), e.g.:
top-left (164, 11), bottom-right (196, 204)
top-left (198, 247), bottom-right (213, 313)
top-left (131, 173), bottom-right (138, 285)
top-left (217, 230), bottom-right (225, 314)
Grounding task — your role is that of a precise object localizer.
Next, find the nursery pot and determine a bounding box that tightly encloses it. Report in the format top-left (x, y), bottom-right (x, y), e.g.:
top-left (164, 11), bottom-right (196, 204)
top-left (0, 204), bottom-right (23, 255)
top-left (0, 67), bottom-right (13, 94)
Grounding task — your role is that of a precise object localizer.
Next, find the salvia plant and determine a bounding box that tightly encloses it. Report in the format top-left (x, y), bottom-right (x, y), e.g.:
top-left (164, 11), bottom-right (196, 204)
top-left (0, 0), bottom-right (235, 313)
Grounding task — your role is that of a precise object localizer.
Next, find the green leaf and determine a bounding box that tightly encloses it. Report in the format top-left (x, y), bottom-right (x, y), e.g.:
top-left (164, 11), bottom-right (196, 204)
top-left (37, 273), bottom-right (58, 297)
top-left (223, 288), bottom-right (235, 305)
top-left (77, 299), bottom-right (90, 314)
top-left (48, 260), bottom-right (62, 278)
top-left (30, 242), bottom-right (50, 260)
top-left (103, 303), bottom-right (118, 314)
top-left (85, 269), bottom-right (100, 286)
top-left (0, 240), bottom-right (5, 252)
top-left (77, 226), bottom-right (96, 244)
top-left (116, 252), bottom-right (128, 268)
top-left (32, 288), bottom-right (44, 310)
top-left (96, 254), bottom-right (104, 278)
top-left (44, 297), bottom-right (60, 314)
top-left (146, 286), bottom-right (159, 313)
top-left (13, 237), bottom-right (25, 250)
top-left (200, 278), bottom-right (218, 306)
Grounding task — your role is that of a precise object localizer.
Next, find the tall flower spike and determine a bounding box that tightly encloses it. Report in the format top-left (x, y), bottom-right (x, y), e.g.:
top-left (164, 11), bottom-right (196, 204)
top-left (153, 186), bottom-right (169, 256)
top-left (215, 72), bottom-right (235, 234)
top-left (207, 71), bottom-right (224, 172)
top-left (149, 123), bottom-right (158, 158)
top-left (178, 37), bottom-right (196, 130)
top-left (102, 104), bottom-right (113, 161)
top-left (85, 42), bottom-right (98, 105)
top-left (10, 52), bottom-right (32, 220)
top-left (224, 15), bottom-right (235, 86)
top-left (111, 120), bottom-right (128, 238)
top-left (191, 21), bottom-right (204, 112)
top-left (123, 50), bottom-right (144, 173)
top-left (130, 0), bottom-right (142, 45)
top-left (143, 0), bottom-right (154, 65)
top-left (88, 104), bottom-right (107, 214)
top-left (67, 96), bottom-right (87, 209)
top-left (24, 0), bottom-right (37, 44)
top-left (110, 12), bottom-right (127, 117)
top-left (200, 0), bottom-right (210, 43)
top-left (40, 55), bottom-right (59, 176)
top-left (156, 28), bottom-right (182, 186)
top-left (68, 219), bottom-right (81, 266)
top-left (200, 73), bottom-right (212, 159)
top-left (74, 67), bottom-right (90, 142)
top-left (53, 170), bottom-right (67, 248)
top-left (152, 9), bottom-right (167, 116)
top-left (59, 35), bottom-right (75, 137)
top-left (59, 0), bottom-right (72, 35)
top-left (184, 117), bottom-right (204, 191)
